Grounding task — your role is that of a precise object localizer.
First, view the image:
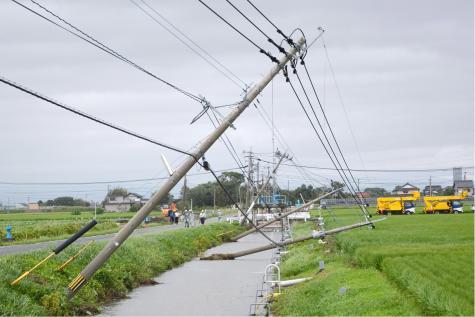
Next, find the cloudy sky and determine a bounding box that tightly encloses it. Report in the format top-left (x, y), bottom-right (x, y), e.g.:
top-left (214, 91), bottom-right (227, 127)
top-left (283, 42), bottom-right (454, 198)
top-left (0, 0), bottom-right (473, 205)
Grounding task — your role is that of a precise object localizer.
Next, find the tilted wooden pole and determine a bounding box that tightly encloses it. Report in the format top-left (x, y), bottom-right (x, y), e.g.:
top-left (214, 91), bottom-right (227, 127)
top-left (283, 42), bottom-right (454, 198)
top-left (231, 187), bottom-right (343, 241)
top-left (67, 37), bottom-right (306, 297)
top-left (201, 218), bottom-right (386, 260)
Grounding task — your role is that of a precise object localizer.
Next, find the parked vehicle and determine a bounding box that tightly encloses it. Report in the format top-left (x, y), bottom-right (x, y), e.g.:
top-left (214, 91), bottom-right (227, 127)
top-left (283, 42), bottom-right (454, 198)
top-left (376, 191), bottom-right (420, 215)
top-left (423, 191), bottom-right (468, 214)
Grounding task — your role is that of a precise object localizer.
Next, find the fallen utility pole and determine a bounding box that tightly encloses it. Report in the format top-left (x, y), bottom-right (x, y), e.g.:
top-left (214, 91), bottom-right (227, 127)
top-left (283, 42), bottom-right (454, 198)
top-left (240, 153), bottom-right (286, 225)
top-left (201, 217), bottom-right (386, 260)
top-left (67, 36), bottom-right (306, 298)
top-left (232, 187), bottom-right (343, 241)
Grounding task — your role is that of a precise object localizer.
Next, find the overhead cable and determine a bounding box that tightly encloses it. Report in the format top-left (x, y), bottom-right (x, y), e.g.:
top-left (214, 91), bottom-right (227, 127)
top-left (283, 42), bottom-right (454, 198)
top-left (131, 0), bottom-right (246, 90)
top-left (197, 0), bottom-right (279, 64)
top-left (224, 0), bottom-right (288, 55)
top-left (12, 0), bottom-right (203, 104)
top-left (0, 76), bottom-right (195, 159)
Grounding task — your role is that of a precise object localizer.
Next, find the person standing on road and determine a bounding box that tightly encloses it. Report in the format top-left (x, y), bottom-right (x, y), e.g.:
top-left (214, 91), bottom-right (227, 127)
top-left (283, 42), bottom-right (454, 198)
top-left (183, 209), bottom-right (191, 228)
top-left (199, 210), bottom-right (206, 225)
top-left (175, 211), bottom-right (180, 224)
top-left (217, 209), bottom-right (222, 222)
top-left (168, 209), bottom-right (174, 223)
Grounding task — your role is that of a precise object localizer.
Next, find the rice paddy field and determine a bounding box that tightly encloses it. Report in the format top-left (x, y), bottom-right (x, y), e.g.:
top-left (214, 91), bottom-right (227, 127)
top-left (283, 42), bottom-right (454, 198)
top-left (272, 207), bottom-right (474, 316)
top-left (0, 210), bottom-right (167, 245)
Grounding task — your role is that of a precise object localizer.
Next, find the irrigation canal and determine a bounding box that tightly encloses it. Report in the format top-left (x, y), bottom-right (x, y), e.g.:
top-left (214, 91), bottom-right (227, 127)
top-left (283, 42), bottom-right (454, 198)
top-left (102, 231), bottom-right (279, 316)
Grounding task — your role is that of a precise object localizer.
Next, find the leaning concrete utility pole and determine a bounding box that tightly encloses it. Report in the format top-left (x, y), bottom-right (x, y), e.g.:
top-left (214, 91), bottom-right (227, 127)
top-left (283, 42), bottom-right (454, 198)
top-left (202, 218), bottom-right (386, 260)
top-left (232, 187), bottom-right (343, 241)
top-left (67, 37), bottom-right (306, 297)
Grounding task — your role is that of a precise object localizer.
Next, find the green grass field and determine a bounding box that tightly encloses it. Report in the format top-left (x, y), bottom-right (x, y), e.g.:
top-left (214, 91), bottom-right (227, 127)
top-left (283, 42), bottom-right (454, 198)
top-left (272, 207), bottom-right (474, 316)
top-left (0, 210), bottom-right (168, 245)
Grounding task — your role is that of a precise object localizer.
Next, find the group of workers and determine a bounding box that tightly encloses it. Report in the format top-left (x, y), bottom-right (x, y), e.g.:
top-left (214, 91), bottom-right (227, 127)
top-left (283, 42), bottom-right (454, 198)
top-left (167, 201), bottom-right (215, 227)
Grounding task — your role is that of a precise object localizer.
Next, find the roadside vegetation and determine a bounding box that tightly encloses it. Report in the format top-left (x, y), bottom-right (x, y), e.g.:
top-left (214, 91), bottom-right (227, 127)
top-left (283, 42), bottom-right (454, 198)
top-left (272, 207), bottom-right (474, 316)
top-left (0, 222), bottom-right (243, 316)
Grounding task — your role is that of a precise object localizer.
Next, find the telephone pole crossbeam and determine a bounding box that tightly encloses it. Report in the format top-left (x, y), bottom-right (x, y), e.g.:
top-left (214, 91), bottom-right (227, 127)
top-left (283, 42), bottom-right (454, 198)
top-left (67, 37), bottom-right (306, 297)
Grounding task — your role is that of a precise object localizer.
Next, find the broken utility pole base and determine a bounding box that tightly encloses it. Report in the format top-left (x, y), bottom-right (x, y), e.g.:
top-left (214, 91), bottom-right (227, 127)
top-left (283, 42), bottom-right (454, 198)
top-left (200, 218), bottom-right (386, 260)
top-left (66, 36), bottom-right (306, 299)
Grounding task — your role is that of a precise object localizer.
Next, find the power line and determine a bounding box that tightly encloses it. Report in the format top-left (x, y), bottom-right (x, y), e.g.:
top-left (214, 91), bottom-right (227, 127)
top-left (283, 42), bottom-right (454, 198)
top-left (321, 35), bottom-right (368, 179)
top-left (293, 67), bottom-right (367, 204)
top-left (197, 0), bottom-right (278, 64)
top-left (131, 0), bottom-right (246, 90)
top-left (253, 102), bottom-right (329, 186)
top-left (0, 167), bottom-right (245, 186)
top-left (129, 0), bottom-right (254, 187)
top-left (0, 76), bottom-right (195, 158)
top-left (285, 75), bottom-right (369, 218)
top-left (244, 0), bottom-right (294, 47)
top-left (12, 0), bottom-right (203, 104)
top-left (257, 158), bottom-right (473, 173)
top-left (224, 0), bottom-right (287, 55)
top-left (236, 0), bottom-right (362, 203)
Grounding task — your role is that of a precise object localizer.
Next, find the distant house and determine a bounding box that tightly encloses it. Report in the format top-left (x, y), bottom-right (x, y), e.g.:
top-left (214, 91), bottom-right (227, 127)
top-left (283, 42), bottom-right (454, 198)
top-left (104, 193), bottom-right (147, 212)
top-left (453, 180), bottom-right (474, 196)
top-left (356, 192), bottom-right (370, 199)
top-left (393, 183), bottom-right (420, 195)
top-left (15, 203), bottom-right (28, 210)
top-left (422, 185), bottom-right (442, 196)
top-left (27, 202), bottom-right (40, 210)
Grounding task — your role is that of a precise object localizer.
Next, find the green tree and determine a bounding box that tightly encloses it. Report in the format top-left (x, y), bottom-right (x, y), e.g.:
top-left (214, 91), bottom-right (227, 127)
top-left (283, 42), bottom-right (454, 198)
top-left (364, 187), bottom-right (388, 197)
top-left (442, 186), bottom-right (454, 195)
top-left (53, 196), bottom-right (75, 206)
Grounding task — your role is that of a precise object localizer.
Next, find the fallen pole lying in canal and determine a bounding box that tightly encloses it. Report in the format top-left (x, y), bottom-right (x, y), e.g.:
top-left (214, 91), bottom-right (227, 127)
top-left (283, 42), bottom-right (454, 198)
top-left (231, 187), bottom-right (343, 241)
top-left (201, 218), bottom-right (386, 260)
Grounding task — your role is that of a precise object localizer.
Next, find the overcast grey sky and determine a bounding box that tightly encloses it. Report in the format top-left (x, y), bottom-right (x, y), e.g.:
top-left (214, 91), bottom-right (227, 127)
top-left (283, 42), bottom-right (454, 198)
top-left (0, 0), bottom-right (473, 204)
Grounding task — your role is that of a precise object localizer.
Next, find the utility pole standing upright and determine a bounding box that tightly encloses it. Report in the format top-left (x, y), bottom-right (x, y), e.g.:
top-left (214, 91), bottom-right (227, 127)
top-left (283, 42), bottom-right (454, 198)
top-left (429, 176), bottom-right (432, 196)
top-left (183, 175), bottom-right (187, 210)
top-left (67, 37), bottom-right (305, 297)
top-left (244, 150), bottom-right (255, 209)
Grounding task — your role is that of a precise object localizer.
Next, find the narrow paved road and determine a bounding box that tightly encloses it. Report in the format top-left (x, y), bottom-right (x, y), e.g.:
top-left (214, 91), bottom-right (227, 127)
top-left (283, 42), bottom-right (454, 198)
top-left (0, 218), bottom-right (218, 256)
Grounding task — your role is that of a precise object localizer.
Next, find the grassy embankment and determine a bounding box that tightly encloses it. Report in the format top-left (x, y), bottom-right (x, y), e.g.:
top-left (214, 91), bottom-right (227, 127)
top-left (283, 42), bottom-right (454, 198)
top-left (0, 210), bottom-right (167, 245)
top-left (272, 207), bottom-right (474, 316)
top-left (0, 222), bottom-right (243, 316)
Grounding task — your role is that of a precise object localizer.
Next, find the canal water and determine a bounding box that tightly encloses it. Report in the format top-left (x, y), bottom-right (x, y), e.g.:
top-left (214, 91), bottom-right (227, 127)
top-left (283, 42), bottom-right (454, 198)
top-left (102, 231), bottom-right (279, 316)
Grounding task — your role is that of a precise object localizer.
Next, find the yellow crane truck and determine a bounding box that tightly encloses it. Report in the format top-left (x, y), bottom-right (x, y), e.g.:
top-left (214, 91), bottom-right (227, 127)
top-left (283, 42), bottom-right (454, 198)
top-left (423, 191), bottom-right (468, 214)
top-left (377, 191), bottom-right (420, 215)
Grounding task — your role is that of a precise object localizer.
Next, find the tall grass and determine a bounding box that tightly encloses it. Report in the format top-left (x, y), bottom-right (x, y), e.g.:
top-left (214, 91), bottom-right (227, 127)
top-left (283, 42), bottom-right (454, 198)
top-left (0, 222), bottom-right (243, 316)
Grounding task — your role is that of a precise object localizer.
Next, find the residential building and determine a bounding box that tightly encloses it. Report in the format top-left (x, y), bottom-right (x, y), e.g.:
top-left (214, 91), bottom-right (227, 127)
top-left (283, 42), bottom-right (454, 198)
top-left (356, 192), bottom-right (371, 199)
top-left (393, 183), bottom-right (420, 195)
top-left (27, 202), bottom-right (40, 210)
top-left (104, 193), bottom-right (147, 212)
top-left (453, 180), bottom-right (474, 196)
top-left (422, 185), bottom-right (442, 196)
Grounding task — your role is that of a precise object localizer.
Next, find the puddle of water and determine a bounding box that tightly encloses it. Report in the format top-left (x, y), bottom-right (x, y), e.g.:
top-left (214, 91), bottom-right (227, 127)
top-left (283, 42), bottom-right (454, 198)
top-left (102, 232), bottom-right (279, 316)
